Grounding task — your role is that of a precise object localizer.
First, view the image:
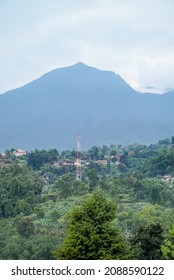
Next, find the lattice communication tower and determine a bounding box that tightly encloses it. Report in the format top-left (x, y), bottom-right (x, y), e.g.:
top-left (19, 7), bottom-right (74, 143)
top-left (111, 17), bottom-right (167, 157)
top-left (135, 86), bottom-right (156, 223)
top-left (76, 134), bottom-right (82, 180)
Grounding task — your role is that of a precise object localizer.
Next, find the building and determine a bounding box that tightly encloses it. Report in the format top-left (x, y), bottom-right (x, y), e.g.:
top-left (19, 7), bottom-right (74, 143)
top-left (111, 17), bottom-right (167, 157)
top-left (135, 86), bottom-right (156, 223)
top-left (12, 149), bottom-right (26, 157)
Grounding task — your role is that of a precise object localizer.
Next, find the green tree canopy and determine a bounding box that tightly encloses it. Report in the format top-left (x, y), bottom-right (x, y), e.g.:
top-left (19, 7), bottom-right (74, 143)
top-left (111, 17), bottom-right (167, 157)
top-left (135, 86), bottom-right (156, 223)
top-left (53, 189), bottom-right (127, 259)
top-left (161, 225), bottom-right (174, 259)
top-left (131, 223), bottom-right (164, 260)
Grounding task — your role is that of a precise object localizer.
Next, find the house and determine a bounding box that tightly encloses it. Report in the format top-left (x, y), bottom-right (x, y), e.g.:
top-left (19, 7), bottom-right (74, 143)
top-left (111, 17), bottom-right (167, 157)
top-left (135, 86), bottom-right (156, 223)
top-left (12, 149), bottom-right (26, 157)
top-left (62, 160), bottom-right (75, 166)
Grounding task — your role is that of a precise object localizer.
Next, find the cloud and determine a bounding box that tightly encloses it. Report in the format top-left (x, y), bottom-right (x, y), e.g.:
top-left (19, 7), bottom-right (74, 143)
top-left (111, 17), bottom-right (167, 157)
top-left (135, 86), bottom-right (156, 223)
top-left (0, 0), bottom-right (174, 93)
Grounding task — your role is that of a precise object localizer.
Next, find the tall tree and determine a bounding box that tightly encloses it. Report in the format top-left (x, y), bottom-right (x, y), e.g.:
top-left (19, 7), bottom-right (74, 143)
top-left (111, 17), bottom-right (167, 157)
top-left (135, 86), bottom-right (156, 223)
top-left (53, 190), bottom-right (127, 259)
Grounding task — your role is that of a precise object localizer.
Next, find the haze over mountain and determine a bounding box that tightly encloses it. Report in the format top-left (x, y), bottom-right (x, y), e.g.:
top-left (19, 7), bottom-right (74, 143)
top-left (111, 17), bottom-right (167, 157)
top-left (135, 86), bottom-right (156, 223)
top-left (0, 62), bottom-right (174, 151)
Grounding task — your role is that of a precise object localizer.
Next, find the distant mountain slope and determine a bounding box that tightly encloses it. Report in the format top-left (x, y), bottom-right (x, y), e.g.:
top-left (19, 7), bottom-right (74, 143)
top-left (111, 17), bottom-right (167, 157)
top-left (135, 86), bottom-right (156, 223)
top-left (0, 62), bottom-right (174, 151)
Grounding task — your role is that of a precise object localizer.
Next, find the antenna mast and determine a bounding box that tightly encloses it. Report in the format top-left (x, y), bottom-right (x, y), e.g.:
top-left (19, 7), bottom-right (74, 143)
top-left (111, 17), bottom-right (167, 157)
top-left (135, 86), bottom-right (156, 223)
top-left (76, 134), bottom-right (82, 180)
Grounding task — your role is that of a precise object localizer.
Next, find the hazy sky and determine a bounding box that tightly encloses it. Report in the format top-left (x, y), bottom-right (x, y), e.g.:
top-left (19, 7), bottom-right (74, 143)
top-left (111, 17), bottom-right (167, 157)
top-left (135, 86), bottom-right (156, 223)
top-left (1, 0), bottom-right (174, 94)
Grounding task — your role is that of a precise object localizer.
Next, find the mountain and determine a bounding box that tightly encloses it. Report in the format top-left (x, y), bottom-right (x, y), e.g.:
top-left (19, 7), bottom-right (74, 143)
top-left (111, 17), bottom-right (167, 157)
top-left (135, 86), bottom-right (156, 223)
top-left (0, 62), bottom-right (174, 151)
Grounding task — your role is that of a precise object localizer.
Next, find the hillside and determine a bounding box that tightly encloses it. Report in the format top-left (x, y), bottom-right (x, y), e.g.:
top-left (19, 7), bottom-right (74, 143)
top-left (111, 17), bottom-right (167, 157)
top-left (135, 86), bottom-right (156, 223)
top-left (1, 140), bottom-right (174, 260)
top-left (0, 62), bottom-right (174, 151)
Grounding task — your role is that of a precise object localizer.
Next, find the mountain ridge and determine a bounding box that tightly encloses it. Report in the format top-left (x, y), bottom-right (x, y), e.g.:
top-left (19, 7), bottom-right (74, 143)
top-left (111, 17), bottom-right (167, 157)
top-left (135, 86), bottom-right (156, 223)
top-left (0, 62), bottom-right (174, 151)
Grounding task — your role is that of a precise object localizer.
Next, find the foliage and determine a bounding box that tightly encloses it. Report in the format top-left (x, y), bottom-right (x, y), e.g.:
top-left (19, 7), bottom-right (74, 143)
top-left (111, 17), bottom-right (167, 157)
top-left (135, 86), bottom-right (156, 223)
top-left (0, 164), bottom-right (43, 218)
top-left (131, 223), bottom-right (164, 260)
top-left (161, 225), bottom-right (174, 259)
top-left (27, 149), bottom-right (59, 169)
top-left (15, 216), bottom-right (35, 237)
top-left (53, 190), bottom-right (127, 260)
top-left (130, 204), bottom-right (174, 233)
top-left (54, 173), bottom-right (87, 198)
top-left (87, 168), bottom-right (99, 192)
top-left (1, 138), bottom-right (174, 260)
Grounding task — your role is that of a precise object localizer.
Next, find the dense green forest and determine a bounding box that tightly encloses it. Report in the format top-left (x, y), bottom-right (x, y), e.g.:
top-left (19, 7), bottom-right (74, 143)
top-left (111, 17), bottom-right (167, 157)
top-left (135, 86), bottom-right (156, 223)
top-left (1, 137), bottom-right (174, 259)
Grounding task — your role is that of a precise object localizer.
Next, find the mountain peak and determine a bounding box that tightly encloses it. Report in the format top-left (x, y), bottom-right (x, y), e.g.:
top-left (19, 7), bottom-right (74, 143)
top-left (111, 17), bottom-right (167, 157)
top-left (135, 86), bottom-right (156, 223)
top-left (71, 62), bottom-right (97, 71)
top-left (74, 62), bottom-right (87, 67)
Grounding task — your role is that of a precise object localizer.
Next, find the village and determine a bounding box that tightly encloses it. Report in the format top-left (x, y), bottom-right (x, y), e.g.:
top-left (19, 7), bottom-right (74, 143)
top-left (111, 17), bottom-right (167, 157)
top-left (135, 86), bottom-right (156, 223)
top-left (1, 145), bottom-right (174, 185)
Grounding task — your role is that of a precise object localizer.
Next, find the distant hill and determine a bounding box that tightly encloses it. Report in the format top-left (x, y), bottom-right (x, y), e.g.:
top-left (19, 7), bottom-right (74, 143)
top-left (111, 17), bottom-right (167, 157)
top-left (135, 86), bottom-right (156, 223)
top-left (0, 62), bottom-right (174, 151)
